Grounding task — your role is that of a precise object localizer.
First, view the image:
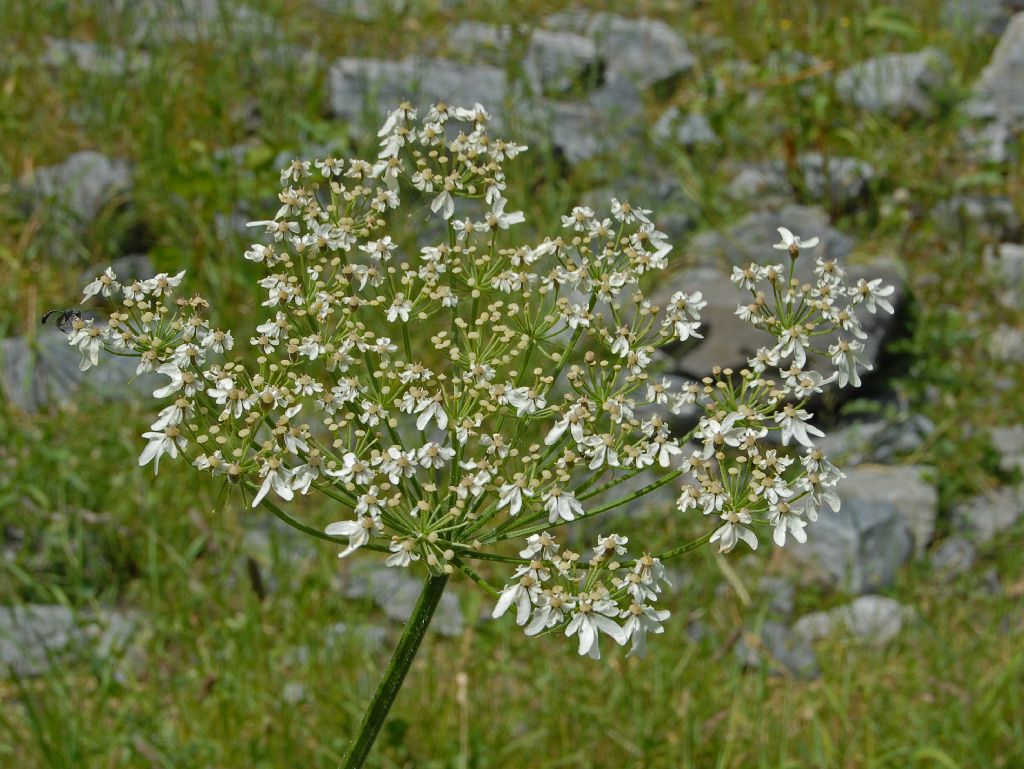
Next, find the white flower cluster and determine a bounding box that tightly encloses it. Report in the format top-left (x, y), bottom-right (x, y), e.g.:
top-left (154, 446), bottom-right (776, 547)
top-left (72, 102), bottom-right (894, 660)
top-left (492, 531), bottom-right (671, 659)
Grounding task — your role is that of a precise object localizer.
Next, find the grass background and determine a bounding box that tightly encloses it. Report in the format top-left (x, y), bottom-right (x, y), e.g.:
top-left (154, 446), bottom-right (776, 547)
top-left (1, 0), bottom-right (1022, 767)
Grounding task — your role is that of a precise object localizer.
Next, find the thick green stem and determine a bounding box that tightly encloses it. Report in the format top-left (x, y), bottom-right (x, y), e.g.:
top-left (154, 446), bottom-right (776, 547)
top-left (340, 572), bottom-right (450, 769)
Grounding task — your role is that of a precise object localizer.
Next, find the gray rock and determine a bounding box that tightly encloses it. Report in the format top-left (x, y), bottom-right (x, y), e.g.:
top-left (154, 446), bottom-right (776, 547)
top-left (736, 621), bottom-right (820, 679)
top-left (40, 37), bottom-right (151, 76)
top-left (786, 465), bottom-right (937, 592)
top-left (759, 576), bottom-right (795, 620)
top-left (816, 420), bottom-right (887, 464)
top-left (835, 48), bottom-right (952, 119)
top-left (25, 150), bottom-right (132, 230)
top-left (0, 605), bottom-right (75, 676)
top-left (991, 425), bottom-right (1024, 474)
top-left (344, 565), bottom-right (464, 637)
top-left (326, 57), bottom-right (510, 131)
top-left (797, 153), bottom-right (876, 212)
top-left (0, 605), bottom-right (140, 677)
top-left (524, 29), bottom-right (599, 96)
top-left (653, 108), bottom-right (719, 147)
top-left (944, 0), bottom-right (1024, 36)
top-left (989, 324), bottom-right (1024, 363)
top-left (0, 327), bottom-right (158, 413)
top-left (952, 486), bottom-right (1022, 543)
top-left (578, 14), bottom-right (696, 89)
top-left (727, 154), bottom-right (874, 213)
top-left (871, 414), bottom-right (936, 462)
top-left (931, 536), bottom-right (977, 576)
top-left (966, 12), bottom-right (1024, 126)
top-left (244, 519), bottom-right (314, 571)
top-left (726, 163), bottom-right (791, 203)
top-left (447, 22), bottom-right (513, 64)
top-left (985, 243), bottom-right (1024, 307)
top-left (729, 154), bottom-right (874, 211)
top-left (660, 205), bottom-right (901, 381)
top-left (793, 595), bottom-right (910, 646)
top-left (311, 0), bottom-right (407, 21)
top-left (534, 76), bottom-right (644, 166)
top-left (324, 620), bottom-right (390, 650)
top-left (118, 0), bottom-right (275, 44)
top-left (932, 195), bottom-right (1022, 241)
top-left (960, 120), bottom-right (1019, 165)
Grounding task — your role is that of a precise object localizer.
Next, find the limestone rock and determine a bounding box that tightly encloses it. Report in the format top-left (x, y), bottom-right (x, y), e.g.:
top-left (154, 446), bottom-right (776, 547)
top-left (991, 425), bottom-right (1024, 474)
top-left (25, 150), bottom-right (132, 231)
top-left (0, 605), bottom-right (141, 677)
top-left (932, 194), bottom-right (1022, 241)
top-left (1, 327), bottom-right (157, 413)
top-left (40, 37), bottom-right (151, 76)
top-left (344, 565), bottom-right (464, 638)
top-left (327, 57), bottom-right (510, 131)
top-left (726, 155), bottom-right (875, 212)
top-left (118, 0), bottom-right (274, 44)
top-left (653, 108), bottom-right (719, 147)
top-left (966, 12), bottom-right (1024, 126)
top-left (544, 12), bottom-right (695, 89)
top-left (835, 48), bottom-right (952, 119)
top-left (793, 595), bottom-right (911, 646)
top-left (534, 76), bottom-right (645, 166)
top-left (944, 0), bottom-right (1024, 36)
top-left (931, 536), bottom-right (977, 577)
top-left (447, 22), bottom-right (513, 65)
top-left (736, 621), bottom-right (820, 679)
top-left (984, 243), bottom-right (1024, 308)
top-left (785, 465), bottom-right (937, 592)
top-left (952, 486), bottom-right (1023, 543)
top-left (524, 29), bottom-right (599, 95)
top-left (311, 0), bottom-right (407, 21)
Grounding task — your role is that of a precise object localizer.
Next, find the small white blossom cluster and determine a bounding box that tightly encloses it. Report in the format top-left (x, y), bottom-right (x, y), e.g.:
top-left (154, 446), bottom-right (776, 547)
top-left (72, 103), bottom-right (893, 660)
top-left (492, 531), bottom-right (671, 659)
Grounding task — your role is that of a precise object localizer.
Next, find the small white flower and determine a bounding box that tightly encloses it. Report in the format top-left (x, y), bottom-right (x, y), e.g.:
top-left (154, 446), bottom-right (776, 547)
top-left (141, 270), bottom-right (186, 297)
top-left (138, 425), bottom-right (186, 474)
top-left (67, 319), bottom-right (108, 371)
top-left (497, 478), bottom-right (533, 517)
top-left (519, 532), bottom-right (560, 560)
top-left (252, 458), bottom-right (294, 507)
top-left (82, 267), bottom-right (120, 300)
top-left (772, 226), bottom-right (819, 254)
top-left (768, 501), bottom-right (809, 547)
top-left (774, 404), bottom-right (825, 447)
top-left (620, 602), bottom-right (670, 658)
top-left (416, 442), bottom-right (454, 469)
top-left (542, 488), bottom-right (583, 524)
top-left (325, 516), bottom-right (383, 559)
top-left (492, 567), bottom-right (542, 626)
top-left (850, 278), bottom-right (895, 314)
top-left (385, 538), bottom-right (420, 568)
top-left (710, 509), bottom-right (758, 553)
top-left (414, 394), bottom-right (448, 431)
top-left (565, 596), bottom-right (627, 659)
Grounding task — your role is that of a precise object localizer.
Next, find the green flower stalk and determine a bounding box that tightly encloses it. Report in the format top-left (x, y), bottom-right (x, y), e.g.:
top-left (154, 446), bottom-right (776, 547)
top-left (71, 101), bottom-right (893, 766)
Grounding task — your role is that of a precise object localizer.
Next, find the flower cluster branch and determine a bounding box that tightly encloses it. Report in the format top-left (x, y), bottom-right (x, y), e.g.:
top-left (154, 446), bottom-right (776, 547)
top-left (73, 102), bottom-right (893, 659)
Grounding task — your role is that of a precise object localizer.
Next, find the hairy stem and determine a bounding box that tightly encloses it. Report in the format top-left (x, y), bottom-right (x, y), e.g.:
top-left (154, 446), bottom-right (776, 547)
top-left (340, 572), bottom-right (450, 769)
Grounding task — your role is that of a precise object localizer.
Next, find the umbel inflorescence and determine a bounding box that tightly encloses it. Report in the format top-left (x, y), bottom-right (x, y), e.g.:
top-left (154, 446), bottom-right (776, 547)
top-left (71, 102), bottom-right (894, 661)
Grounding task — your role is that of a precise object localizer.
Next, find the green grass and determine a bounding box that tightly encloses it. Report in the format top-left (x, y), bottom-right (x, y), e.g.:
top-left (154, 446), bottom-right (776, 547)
top-left (1, 0), bottom-right (1023, 766)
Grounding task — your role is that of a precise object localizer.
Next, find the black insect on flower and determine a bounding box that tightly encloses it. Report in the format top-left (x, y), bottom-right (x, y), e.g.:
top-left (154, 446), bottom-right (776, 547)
top-left (41, 308), bottom-right (82, 334)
